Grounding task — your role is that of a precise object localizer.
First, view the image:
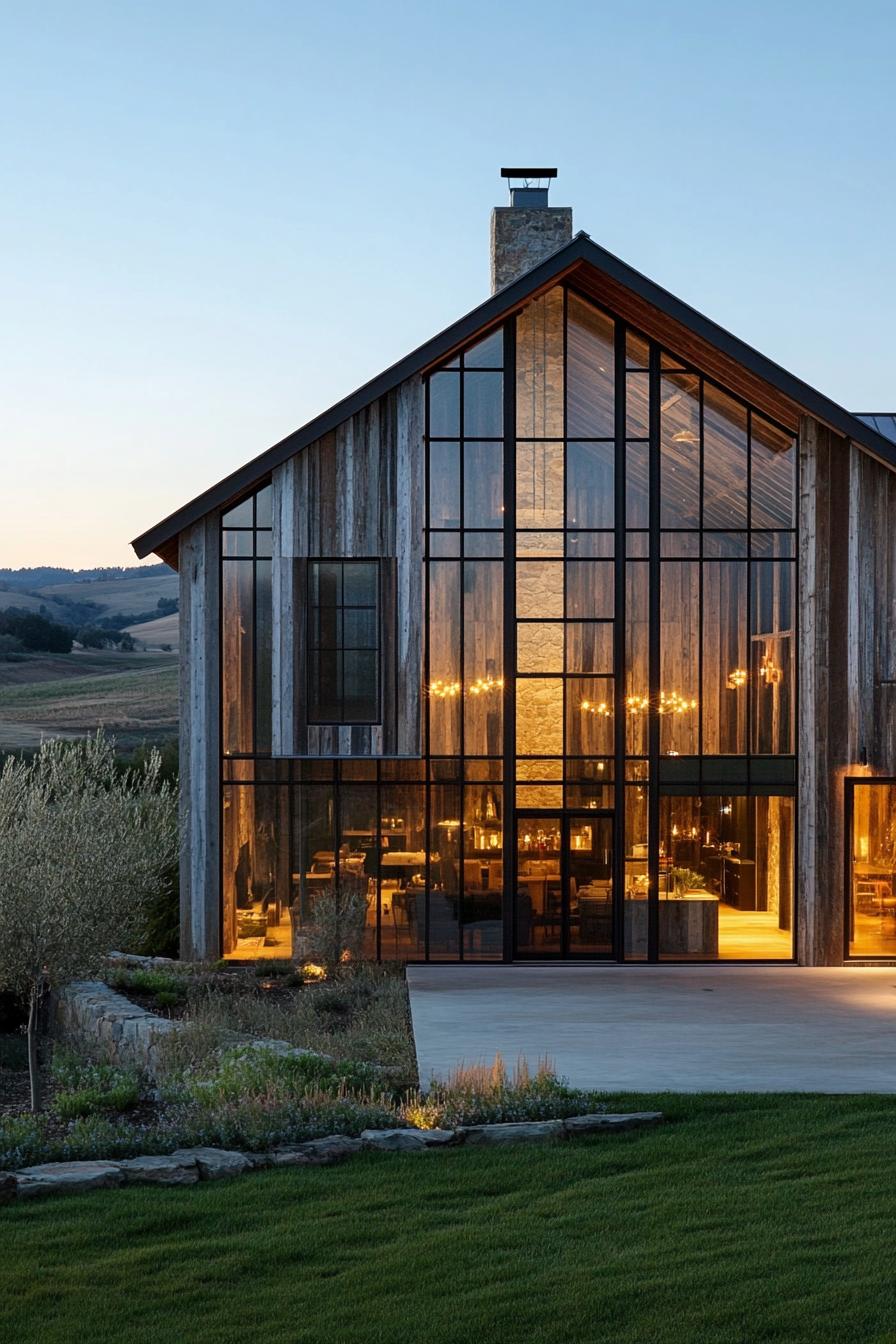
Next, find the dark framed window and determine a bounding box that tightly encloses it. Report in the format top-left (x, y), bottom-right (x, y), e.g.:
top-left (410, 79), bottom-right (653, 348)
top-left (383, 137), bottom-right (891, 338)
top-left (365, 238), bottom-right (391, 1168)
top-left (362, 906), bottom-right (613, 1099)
top-left (307, 560), bottom-right (381, 725)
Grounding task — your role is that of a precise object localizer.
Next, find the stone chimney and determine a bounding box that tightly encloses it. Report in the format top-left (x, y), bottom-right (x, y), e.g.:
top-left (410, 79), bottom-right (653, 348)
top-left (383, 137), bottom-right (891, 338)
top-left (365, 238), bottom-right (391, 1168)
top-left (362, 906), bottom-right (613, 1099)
top-left (490, 168), bottom-right (572, 294)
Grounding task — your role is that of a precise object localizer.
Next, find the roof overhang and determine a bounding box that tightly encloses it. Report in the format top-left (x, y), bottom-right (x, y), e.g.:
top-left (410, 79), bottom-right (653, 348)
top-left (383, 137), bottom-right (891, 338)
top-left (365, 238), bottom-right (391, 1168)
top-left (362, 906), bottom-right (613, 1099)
top-left (132, 232), bottom-right (896, 564)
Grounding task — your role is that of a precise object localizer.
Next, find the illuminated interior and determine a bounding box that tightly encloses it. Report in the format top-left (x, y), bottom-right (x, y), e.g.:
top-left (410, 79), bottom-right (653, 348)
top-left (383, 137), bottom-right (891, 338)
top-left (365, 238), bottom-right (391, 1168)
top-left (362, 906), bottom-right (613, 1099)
top-left (658, 795), bottom-right (793, 959)
top-left (220, 283), bottom-right (796, 961)
top-left (848, 781), bottom-right (896, 958)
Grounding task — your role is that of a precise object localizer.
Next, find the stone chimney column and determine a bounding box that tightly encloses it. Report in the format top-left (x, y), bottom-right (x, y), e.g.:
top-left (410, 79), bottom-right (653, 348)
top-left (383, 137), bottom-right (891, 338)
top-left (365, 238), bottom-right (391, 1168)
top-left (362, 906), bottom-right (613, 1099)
top-left (490, 169), bottom-right (572, 293)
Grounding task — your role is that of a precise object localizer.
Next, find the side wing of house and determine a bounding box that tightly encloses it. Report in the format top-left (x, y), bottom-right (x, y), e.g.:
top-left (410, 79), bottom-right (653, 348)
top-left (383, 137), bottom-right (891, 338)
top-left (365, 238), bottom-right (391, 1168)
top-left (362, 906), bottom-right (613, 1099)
top-left (800, 424), bottom-right (896, 963)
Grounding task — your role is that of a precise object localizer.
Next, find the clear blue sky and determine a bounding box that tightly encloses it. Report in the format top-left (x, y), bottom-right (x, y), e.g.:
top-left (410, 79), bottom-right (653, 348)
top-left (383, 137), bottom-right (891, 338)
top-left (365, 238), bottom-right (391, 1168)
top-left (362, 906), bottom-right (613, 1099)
top-left (2, 0), bottom-right (894, 567)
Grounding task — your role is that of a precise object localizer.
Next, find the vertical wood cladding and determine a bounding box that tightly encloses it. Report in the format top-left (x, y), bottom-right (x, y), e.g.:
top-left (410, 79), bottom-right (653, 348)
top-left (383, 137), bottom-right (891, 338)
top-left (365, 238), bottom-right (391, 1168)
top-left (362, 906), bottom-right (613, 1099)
top-left (850, 444), bottom-right (896, 769)
top-left (271, 376), bottom-right (424, 757)
top-left (179, 516), bottom-right (221, 960)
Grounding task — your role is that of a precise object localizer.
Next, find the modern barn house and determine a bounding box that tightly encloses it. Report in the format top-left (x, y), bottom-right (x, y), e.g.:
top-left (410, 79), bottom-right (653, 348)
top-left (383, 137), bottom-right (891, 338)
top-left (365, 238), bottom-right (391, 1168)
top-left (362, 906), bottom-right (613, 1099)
top-left (133, 170), bottom-right (896, 968)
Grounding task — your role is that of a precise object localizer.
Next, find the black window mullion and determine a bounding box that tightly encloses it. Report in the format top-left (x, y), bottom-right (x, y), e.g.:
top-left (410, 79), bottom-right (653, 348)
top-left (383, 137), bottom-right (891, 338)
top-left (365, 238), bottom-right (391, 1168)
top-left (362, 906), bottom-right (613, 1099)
top-left (614, 319), bottom-right (626, 959)
top-left (424, 378), bottom-right (432, 963)
top-left (561, 286), bottom-right (569, 957)
top-left (698, 377), bottom-right (705, 784)
top-left (459, 360), bottom-right (465, 961)
top-left (502, 317), bottom-right (517, 962)
top-left (746, 409), bottom-right (753, 775)
top-left (647, 342), bottom-right (661, 962)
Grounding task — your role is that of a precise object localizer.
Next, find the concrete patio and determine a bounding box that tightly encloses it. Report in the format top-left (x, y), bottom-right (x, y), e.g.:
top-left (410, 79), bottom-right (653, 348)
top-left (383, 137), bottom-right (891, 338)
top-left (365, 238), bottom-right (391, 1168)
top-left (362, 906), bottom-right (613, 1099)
top-left (407, 965), bottom-right (896, 1092)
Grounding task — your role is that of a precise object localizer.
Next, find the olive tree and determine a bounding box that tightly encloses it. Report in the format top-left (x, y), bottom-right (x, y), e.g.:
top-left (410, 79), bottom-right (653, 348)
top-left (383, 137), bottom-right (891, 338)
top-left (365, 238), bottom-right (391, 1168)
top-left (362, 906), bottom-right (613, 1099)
top-left (0, 733), bottom-right (177, 1110)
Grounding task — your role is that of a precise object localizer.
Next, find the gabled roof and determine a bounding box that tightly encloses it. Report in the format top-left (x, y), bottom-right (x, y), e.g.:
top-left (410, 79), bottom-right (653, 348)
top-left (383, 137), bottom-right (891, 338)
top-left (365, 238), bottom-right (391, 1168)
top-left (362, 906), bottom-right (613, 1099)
top-left (855, 413), bottom-right (896, 444)
top-left (132, 231), bottom-right (896, 562)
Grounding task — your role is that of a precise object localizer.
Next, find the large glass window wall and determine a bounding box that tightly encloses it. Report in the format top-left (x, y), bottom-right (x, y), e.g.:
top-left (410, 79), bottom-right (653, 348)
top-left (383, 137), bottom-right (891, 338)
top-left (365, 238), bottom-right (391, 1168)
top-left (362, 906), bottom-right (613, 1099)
top-left (220, 283), bottom-right (797, 961)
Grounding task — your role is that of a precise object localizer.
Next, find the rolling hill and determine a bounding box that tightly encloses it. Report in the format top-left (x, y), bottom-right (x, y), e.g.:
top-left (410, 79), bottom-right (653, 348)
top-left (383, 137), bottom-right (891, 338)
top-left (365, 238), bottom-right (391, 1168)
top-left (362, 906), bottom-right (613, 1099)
top-left (37, 573), bottom-right (178, 618)
top-left (0, 564), bottom-right (177, 629)
top-left (124, 611), bottom-right (179, 649)
top-left (0, 564), bottom-right (180, 751)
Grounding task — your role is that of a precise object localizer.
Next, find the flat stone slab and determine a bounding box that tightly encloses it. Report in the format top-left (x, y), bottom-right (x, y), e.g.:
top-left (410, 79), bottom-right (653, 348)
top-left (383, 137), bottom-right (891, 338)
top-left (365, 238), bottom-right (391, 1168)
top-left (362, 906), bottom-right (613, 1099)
top-left (264, 1148), bottom-right (314, 1168)
top-left (458, 1120), bottom-right (566, 1145)
top-left (116, 1154), bottom-right (200, 1185)
top-left (169, 1147), bottom-right (252, 1179)
top-left (360, 1128), bottom-right (456, 1151)
top-left (15, 1161), bottom-right (124, 1198)
top-left (292, 1135), bottom-right (363, 1165)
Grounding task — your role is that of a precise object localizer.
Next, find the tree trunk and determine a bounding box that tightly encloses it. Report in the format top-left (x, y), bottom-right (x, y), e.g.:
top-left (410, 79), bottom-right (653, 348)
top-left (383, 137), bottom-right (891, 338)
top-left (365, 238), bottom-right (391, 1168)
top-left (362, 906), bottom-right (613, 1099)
top-left (27, 983), bottom-right (42, 1113)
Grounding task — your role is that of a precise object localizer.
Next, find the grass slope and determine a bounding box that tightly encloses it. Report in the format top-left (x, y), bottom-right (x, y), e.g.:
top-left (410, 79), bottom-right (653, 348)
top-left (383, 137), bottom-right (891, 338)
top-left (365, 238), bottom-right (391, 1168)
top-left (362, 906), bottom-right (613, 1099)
top-left (0, 653), bottom-right (177, 748)
top-left (0, 589), bottom-right (75, 622)
top-left (36, 573), bottom-right (178, 618)
top-left (0, 651), bottom-right (162, 687)
top-left (2, 1094), bottom-right (896, 1344)
top-left (123, 611), bottom-right (179, 648)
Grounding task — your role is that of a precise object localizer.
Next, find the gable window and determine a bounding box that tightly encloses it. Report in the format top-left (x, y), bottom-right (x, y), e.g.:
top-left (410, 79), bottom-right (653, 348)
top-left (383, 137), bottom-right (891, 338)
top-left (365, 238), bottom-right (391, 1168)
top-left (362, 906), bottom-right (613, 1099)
top-left (307, 560), bottom-right (380, 724)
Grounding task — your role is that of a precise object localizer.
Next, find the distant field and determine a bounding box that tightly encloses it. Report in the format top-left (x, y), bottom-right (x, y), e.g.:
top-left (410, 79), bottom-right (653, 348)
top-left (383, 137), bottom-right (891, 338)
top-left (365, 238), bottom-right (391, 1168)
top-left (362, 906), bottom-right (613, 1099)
top-left (0, 651), bottom-right (158, 687)
top-left (0, 589), bottom-right (73, 622)
top-left (124, 611), bottom-right (179, 649)
top-left (0, 651), bottom-right (178, 750)
top-left (36, 573), bottom-right (178, 618)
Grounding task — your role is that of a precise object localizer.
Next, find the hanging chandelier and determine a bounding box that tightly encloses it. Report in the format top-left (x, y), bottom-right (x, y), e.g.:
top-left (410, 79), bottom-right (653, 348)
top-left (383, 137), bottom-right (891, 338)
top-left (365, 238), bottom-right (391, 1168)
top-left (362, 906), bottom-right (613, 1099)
top-left (581, 691), bottom-right (699, 718)
top-left (429, 676), bottom-right (504, 700)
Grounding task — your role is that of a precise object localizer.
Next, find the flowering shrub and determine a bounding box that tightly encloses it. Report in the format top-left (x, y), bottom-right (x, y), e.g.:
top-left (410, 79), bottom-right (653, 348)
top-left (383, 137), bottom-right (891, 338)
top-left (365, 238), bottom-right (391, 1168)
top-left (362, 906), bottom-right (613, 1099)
top-left (0, 1114), bottom-right (162, 1170)
top-left (51, 1053), bottom-right (143, 1120)
top-left (162, 1094), bottom-right (399, 1152)
top-left (0, 1094), bottom-right (398, 1168)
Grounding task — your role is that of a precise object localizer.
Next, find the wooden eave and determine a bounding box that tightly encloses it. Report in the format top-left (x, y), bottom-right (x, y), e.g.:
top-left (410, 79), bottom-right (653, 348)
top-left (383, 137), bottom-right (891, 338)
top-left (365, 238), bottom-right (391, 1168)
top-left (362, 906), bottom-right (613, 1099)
top-left (132, 232), bottom-right (896, 568)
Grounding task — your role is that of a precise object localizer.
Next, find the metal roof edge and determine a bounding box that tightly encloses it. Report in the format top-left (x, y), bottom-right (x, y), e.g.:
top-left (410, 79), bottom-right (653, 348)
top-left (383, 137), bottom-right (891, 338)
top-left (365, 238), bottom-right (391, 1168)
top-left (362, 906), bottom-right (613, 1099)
top-left (131, 231), bottom-right (895, 558)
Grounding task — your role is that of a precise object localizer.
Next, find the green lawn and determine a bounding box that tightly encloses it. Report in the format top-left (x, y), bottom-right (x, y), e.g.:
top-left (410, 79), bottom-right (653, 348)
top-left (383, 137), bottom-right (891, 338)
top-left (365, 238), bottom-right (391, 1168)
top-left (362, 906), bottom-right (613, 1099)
top-left (2, 1093), bottom-right (896, 1344)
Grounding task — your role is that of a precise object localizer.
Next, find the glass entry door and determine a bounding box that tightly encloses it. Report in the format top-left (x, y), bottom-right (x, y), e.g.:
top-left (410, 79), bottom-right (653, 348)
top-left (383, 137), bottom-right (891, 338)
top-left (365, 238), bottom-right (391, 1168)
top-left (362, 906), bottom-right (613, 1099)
top-left (514, 811), bottom-right (614, 958)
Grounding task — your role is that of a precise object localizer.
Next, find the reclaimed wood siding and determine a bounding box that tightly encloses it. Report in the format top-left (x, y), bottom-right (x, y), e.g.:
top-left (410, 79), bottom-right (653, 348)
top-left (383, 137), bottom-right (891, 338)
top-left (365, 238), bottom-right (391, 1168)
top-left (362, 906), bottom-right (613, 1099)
top-left (799, 417), bottom-right (896, 965)
top-left (178, 516), bottom-right (221, 960)
top-left (850, 444), bottom-right (896, 769)
top-left (271, 375), bottom-right (424, 757)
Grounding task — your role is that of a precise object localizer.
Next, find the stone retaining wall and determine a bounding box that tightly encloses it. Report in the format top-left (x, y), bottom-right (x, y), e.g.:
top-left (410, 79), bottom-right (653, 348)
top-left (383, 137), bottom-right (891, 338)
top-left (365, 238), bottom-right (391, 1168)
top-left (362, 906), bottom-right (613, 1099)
top-left (1, 1113), bottom-right (663, 1203)
top-left (55, 981), bottom-right (183, 1077)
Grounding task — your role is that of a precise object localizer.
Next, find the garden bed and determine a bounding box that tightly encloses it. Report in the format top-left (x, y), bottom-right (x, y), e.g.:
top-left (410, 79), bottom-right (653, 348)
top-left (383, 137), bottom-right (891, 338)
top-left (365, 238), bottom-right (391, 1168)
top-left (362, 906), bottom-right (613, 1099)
top-left (0, 959), bottom-right (642, 1174)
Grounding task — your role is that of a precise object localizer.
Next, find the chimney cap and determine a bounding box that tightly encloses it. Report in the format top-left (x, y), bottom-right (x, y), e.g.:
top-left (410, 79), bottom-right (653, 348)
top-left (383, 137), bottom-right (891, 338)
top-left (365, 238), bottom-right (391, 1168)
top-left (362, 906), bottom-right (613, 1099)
top-left (499, 168), bottom-right (558, 209)
top-left (500, 167), bottom-right (557, 180)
